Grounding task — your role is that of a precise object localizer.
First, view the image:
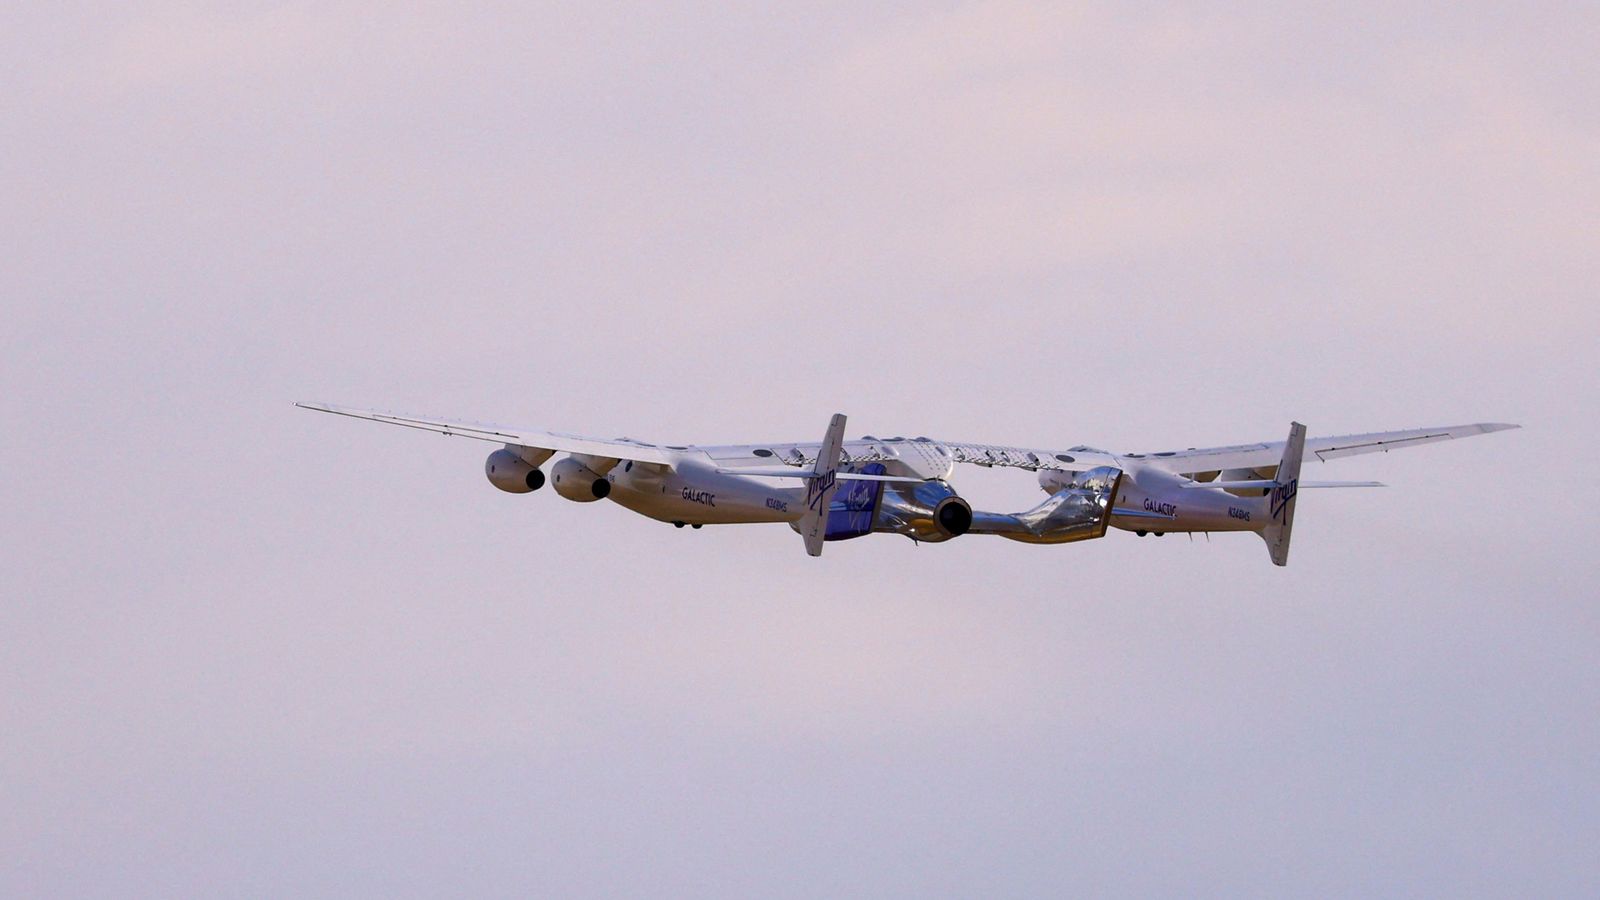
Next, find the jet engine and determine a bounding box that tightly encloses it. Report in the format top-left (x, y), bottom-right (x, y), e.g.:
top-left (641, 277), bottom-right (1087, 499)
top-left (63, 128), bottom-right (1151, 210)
top-left (551, 456), bottom-right (612, 502)
top-left (485, 448), bottom-right (546, 493)
top-left (873, 479), bottom-right (973, 542)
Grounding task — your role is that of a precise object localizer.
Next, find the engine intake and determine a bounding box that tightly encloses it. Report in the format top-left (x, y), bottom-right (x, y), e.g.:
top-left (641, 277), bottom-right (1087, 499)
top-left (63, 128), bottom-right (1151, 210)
top-left (936, 496), bottom-right (973, 536)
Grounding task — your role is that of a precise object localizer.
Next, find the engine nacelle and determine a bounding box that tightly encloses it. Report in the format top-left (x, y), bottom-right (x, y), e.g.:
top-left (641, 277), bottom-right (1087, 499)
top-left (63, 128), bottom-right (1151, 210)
top-left (551, 456), bottom-right (612, 502)
top-left (874, 479), bottom-right (972, 542)
top-left (485, 448), bottom-right (546, 493)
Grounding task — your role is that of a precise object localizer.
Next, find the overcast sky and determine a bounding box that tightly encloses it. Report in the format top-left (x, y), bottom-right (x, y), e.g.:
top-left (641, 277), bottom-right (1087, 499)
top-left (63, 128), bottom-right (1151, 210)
top-left (3, 3), bottom-right (1596, 896)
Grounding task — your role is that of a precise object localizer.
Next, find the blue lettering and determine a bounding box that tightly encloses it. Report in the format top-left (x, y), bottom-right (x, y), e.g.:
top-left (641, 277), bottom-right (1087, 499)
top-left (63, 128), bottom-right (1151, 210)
top-left (1142, 498), bottom-right (1177, 516)
top-left (681, 488), bottom-right (716, 507)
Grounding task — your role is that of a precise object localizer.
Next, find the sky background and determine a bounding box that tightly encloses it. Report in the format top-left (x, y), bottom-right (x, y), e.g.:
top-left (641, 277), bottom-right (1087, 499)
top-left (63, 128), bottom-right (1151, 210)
top-left (3, 2), bottom-right (1597, 896)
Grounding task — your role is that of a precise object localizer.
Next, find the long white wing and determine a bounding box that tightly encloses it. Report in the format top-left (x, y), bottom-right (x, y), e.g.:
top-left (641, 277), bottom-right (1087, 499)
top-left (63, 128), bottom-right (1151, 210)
top-left (921, 423), bottom-right (1518, 474)
top-left (301, 404), bottom-right (932, 471)
top-left (297, 402), bottom-right (677, 465)
top-left (301, 404), bottom-right (1518, 478)
top-left (1132, 423), bottom-right (1520, 474)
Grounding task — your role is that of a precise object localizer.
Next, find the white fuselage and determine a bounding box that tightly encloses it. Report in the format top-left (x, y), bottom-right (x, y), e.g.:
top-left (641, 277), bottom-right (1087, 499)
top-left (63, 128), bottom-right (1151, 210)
top-left (1044, 465), bottom-right (1267, 534)
top-left (605, 455), bottom-right (806, 526)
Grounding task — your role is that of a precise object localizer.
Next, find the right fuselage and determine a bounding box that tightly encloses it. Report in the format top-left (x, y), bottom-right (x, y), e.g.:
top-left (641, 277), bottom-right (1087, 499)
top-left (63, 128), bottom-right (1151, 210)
top-left (1043, 465), bottom-right (1266, 535)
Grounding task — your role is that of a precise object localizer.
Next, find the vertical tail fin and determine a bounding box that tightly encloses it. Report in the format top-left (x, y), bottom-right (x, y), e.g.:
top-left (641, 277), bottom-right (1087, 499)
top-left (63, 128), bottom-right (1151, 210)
top-left (1261, 421), bottom-right (1305, 567)
top-left (797, 414), bottom-right (847, 557)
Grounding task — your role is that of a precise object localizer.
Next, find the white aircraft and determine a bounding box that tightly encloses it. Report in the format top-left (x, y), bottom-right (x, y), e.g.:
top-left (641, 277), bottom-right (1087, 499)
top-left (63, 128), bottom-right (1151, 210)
top-left (298, 403), bottom-right (1517, 566)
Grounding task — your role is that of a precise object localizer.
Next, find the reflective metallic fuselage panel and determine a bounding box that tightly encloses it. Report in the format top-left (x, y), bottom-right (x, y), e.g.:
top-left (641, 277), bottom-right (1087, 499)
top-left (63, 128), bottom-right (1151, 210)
top-left (971, 466), bottom-right (1121, 544)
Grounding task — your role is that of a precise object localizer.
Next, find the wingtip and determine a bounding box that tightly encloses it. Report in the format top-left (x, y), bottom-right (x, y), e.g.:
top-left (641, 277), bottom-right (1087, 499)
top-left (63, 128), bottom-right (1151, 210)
top-left (1482, 422), bottom-right (1522, 433)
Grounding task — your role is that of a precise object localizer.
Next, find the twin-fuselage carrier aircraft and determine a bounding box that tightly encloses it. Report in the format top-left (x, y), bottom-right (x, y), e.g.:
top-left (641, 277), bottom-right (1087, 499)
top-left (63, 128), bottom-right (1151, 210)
top-left (298, 403), bottom-right (1517, 566)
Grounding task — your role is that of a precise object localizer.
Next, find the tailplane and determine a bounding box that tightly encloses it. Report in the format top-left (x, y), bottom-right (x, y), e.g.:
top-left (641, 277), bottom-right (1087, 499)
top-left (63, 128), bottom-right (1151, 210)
top-left (1260, 421), bottom-right (1306, 567)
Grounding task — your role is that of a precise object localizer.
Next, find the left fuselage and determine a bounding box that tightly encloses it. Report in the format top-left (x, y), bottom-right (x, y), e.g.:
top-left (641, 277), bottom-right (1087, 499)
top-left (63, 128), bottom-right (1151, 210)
top-left (605, 455), bottom-right (805, 526)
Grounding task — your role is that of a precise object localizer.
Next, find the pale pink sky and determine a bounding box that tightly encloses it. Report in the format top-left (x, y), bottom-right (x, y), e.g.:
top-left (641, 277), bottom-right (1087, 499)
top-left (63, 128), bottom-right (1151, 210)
top-left (3, 3), bottom-right (1596, 896)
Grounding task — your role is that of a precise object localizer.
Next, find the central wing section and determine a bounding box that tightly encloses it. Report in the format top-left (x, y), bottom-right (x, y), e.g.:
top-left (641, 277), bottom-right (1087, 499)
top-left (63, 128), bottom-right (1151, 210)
top-left (704, 436), bottom-right (1119, 477)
